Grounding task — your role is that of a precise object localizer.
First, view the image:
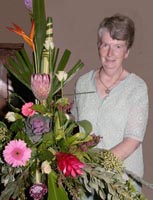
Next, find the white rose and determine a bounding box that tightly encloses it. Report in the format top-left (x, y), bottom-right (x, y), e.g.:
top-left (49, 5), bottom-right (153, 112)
top-left (41, 160), bottom-right (51, 174)
top-left (56, 71), bottom-right (68, 82)
top-left (5, 112), bottom-right (16, 122)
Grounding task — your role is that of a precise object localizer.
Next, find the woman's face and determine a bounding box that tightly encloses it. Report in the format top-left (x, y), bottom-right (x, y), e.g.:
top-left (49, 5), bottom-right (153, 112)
top-left (99, 30), bottom-right (129, 70)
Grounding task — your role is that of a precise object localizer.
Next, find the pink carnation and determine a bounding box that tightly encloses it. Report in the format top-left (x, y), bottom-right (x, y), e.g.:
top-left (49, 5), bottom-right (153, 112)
top-left (22, 102), bottom-right (35, 117)
top-left (29, 183), bottom-right (47, 200)
top-left (3, 139), bottom-right (31, 167)
top-left (56, 152), bottom-right (85, 177)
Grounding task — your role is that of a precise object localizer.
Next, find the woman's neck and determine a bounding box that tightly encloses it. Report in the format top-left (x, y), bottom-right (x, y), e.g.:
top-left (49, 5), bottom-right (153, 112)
top-left (99, 66), bottom-right (124, 82)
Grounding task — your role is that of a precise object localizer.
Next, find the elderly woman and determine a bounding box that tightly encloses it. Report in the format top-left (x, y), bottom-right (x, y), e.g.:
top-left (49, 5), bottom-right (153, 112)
top-left (72, 13), bottom-right (148, 199)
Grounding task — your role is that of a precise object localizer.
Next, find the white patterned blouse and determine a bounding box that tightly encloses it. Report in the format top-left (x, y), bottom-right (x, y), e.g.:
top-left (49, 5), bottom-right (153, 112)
top-left (72, 70), bottom-right (149, 178)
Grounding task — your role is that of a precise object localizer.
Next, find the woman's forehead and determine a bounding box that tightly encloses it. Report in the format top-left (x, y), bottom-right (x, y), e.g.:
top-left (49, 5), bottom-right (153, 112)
top-left (101, 31), bottom-right (127, 45)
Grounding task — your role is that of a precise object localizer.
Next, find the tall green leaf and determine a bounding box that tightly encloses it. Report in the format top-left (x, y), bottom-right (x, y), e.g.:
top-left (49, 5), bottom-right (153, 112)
top-left (56, 49), bottom-right (71, 71)
top-left (4, 48), bottom-right (34, 90)
top-left (48, 171), bottom-right (68, 200)
top-left (33, 0), bottom-right (46, 69)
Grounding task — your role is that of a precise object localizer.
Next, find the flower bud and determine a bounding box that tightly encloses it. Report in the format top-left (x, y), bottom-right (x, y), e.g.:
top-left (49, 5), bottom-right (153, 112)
top-left (41, 160), bottom-right (51, 174)
top-left (24, 0), bottom-right (32, 11)
top-left (5, 112), bottom-right (16, 122)
top-left (56, 71), bottom-right (68, 82)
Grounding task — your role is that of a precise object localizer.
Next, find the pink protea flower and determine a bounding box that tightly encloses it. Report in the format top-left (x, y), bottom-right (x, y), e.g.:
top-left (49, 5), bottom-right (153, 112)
top-left (3, 139), bottom-right (31, 167)
top-left (21, 102), bottom-right (36, 117)
top-left (29, 183), bottom-right (47, 200)
top-left (56, 152), bottom-right (85, 177)
top-left (31, 74), bottom-right (51, 102)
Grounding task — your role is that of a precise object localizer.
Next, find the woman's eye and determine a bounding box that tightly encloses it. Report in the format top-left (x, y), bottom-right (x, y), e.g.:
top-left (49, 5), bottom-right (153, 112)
top-left (116, 45), bottom-right (121, 49)
top-left (101, 43), bottom-right (108, 48)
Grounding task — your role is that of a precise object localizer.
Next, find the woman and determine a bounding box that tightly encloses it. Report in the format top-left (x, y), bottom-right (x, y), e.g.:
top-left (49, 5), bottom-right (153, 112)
top-left (71, 13), bottom-right (149, 198)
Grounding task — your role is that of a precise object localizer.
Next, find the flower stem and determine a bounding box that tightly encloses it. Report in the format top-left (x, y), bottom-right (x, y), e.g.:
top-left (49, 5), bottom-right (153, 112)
top-left (33, 48), bottom-right (38, 73)
top-left (36, 168), bottom-right (41, 183)
top-left (61, 82), bottom-right (63, 98)
top-left (36, 159), bottom-right (41, 183)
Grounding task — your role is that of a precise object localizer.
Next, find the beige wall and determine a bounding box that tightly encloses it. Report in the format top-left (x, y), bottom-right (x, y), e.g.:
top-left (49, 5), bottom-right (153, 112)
top-left (0, 0), bottom-right (153, 199)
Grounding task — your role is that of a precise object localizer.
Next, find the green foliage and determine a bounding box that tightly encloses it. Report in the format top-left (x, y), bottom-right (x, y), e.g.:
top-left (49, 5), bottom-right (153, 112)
top-left (81, 151), bottom-right (147, 200)
top-left (33, 0), bottom-right (46, 69)
top-left (4, 48), bottom-right (34, 90)
top-left (48, 171), bottom-right (69, 200)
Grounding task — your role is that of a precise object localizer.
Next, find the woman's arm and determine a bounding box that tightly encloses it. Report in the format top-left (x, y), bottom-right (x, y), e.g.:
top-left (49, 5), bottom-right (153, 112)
top-left (111, 81), bottom-right (148, 161)
top-left (111, 137), bottom-right (141, 160)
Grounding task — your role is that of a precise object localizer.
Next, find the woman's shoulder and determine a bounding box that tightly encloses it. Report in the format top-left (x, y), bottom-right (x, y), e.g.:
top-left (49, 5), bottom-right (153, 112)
top-left (126, 73), bottom-right (148, 100)
top-left (78, 70), bottom-right (95, 80)
top-left (75, 70), bottom-right (95, 92)
top-left (128, 73), bottom-right (148, 90)
top-left (76, 70), bottom-right (95, 85)
top-left (126, 73), bottom-right (148, 103)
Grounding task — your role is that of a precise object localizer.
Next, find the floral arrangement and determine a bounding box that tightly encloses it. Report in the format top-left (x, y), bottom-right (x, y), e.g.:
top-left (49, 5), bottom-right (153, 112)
top-left (0, 0), bottom-right (152, 200)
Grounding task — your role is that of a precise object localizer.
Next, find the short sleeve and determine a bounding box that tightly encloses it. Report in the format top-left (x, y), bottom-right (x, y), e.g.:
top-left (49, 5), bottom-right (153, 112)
top-left (71, 94), bottom-right (78, 121)
top-left (70, 80), bottom-right (80, 121)
top-left (124, 83), bottom-right (149, 141)
top-left (70, 70), bottom-right (95, 121)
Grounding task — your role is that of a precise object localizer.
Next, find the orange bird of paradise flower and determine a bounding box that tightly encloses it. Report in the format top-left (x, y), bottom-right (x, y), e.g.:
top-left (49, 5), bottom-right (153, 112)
top-left (7, 20), bottom-right (35, 50)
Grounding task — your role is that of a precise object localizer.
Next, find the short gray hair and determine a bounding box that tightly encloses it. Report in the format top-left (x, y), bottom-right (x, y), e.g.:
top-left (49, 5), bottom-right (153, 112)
top-left (97, 13), bottom-right (135, 50)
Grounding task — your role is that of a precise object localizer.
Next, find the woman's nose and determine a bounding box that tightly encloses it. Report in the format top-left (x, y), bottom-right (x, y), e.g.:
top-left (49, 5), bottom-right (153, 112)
top-left (107, 47), bottom-right (113, 57)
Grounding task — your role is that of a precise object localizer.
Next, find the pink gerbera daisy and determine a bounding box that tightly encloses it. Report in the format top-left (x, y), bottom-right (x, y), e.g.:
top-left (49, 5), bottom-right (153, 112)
top-left (21, 102), bottom-right (36, 117)
top-left (3, 139), bottom-right (32, 167)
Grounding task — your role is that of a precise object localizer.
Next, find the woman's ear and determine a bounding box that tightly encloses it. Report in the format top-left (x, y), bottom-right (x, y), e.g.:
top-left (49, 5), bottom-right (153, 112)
top-left (124, 49), bottom-right (130, 59)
